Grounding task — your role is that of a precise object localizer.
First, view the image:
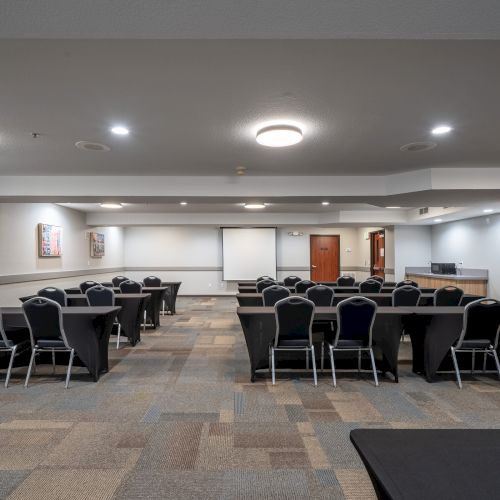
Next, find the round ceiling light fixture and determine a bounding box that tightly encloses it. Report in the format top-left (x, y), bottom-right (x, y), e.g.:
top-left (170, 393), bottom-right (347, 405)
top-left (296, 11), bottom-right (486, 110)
top-left (431, 125), bottom-right (452, 135)
top-left (483, 209), bottom-right (493, 213)
top-left (400, 142), bottom-right (436, 153)
top-left (180, 201), bottom-right (188, 206)
top-left (386, 206), bottom-right (401, 209)
top-left (244, 203), bottom-right (266, 209)
top-left (110, 125), bottom-right (130, 136)
top-left (100, 203), bottom-right (123, 209)
top-left (434, 218), bottom-right (443, 223)
top-left (256, 125), bottom-right (303, 147)
top-left (321, 201), bottom-right (330, 206)
top-left (75, 141), bottom-right (111, 152)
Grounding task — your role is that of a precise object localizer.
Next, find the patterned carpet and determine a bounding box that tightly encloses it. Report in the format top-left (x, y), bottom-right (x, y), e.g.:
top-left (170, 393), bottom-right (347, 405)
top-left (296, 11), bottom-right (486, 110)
top-left (1, 296), bottom-right (500, 499)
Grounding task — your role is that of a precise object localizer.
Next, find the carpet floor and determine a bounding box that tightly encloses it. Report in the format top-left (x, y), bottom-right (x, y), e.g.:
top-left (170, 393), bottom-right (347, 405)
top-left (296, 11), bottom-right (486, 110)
top-left (1, 296), bottom-right (500, 499)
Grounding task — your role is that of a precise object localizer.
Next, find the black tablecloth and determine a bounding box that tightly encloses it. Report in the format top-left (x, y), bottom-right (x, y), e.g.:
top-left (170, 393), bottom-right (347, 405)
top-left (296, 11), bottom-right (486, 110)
top-left (350, 429), bottom-right (500, 500)
top-left (161, 282), bottom-right (182, 314)
top-left (238, 285), bottom-right (436, 294)
top-left (237, 306), bottom-right (407, 382)
top-left (0, 306), bottom-right (120, 381)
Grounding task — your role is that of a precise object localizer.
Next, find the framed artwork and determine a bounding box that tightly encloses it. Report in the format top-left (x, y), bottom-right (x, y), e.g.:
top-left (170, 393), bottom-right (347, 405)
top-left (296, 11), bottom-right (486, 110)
top-left (90, 232), bottom-right (105, 258)
top-left (38, 223), bottom-right (62, 257)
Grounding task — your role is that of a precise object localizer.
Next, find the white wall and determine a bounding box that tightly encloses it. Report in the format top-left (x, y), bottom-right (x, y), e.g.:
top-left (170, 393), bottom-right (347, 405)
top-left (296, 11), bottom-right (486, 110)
top-left (393, 225), bottom-right (432, 282)
top-left (432, 214), bottom-right (499, 298)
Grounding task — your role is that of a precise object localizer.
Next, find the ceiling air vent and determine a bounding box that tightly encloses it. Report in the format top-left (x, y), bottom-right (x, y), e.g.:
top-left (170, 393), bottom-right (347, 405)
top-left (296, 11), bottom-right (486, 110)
top-left (419, 207), bottom-right (429, 215)
top-left (75, 141), bottom-right (111, 152)
top-left (400, 142), bottom-right (436, 153)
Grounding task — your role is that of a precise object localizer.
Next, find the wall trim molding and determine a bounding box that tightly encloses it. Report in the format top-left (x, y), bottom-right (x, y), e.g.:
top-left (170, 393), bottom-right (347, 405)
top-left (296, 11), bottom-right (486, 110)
top-left (0, 267), bottom-right (124, 285)
top-left (126, 266), bottom-right (222, 272)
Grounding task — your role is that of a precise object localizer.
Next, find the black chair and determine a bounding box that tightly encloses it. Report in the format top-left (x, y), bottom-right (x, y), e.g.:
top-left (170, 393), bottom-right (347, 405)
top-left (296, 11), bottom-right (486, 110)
top-left (326, 297), bottom-right (379, 387)
top-left (86, 286), bottom-right (123, 348)
top-left (359, 279), bottom-right (382, 293)
top-left (79, 280), bottom-right (100, 294)
top-left (22, 297), bottom-right (75, 388)
top-left (271, 297), bottom-right (317, 386)
top-left (434, 286), bottom-right (464, 306)
top-left (256, 279), bottom-right (276, 293)
top-left (450, 298), bottom-right (500, 389)
top-left (262, 285), bottom-right (290, 307)
top-left (392, 285), bottom-right (421, 307)
top-left (0, 311), bottom-right (30, 388)
top-left (112, 276), bottom-right (130, 287)
top-left (397, 279), bottom-right (419, 288)
top-left (337, 275), bottom-right (355, 287)
top-left (256, 276), bottom-right (273, 282)
top-left (143, 276), bottom-right (162, 287)
top-left (368, 275), bottom-right (384, 285)
top-left (37, 287), bottom-right (67, 307)
top-left (283, 276), bottom-right (302, 287)
top-left (306, 285), bottom-right (335, 307)
top-left (119, 280), bottom-right (143, 294)
top-left (295, 280), bottom-right (317, 293)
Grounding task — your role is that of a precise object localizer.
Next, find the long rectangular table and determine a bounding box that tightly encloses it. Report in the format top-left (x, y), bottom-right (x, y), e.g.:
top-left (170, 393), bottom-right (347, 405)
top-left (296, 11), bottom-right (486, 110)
top-left (236, 292), bottom-right (481, 307)
top-left (238, 285), bottom-right (436, 293)
top-left (238, 281), bottom-right (398, 287)
top-left (0, 306), bottom-right (121, 381)
top-left (237, 306), bottom-right (466, 383)
top-left (350, 429), bottom-right (500, 500)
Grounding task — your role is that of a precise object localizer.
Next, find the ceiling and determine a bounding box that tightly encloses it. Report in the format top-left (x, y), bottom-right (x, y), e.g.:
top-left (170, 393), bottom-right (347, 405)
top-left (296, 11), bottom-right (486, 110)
top-left (2, 0), bottom-right (500, 39)
top-left (1, 39), bottom-right (500, 177)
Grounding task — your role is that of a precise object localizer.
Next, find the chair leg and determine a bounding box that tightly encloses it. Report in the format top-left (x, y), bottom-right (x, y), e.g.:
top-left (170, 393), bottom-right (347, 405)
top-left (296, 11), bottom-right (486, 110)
top-left (310, 345), bottom-right (317, 387)
top-left (306, 350), bottom-right (309, 370)
top-left (329, 346), bottom-right (336, 387)
top-left (357, 350), bottom-right (361, 377)
top-left (25, 349), bottom-right (36, 388)
top-left (162, 299), bottom-right (165, 316)
top-left (451, 347), bottom-right (462, 389)
top-left (271, 347), bottom-right (276, 385)
top-left (5, 346), bottom-right (17, 388)
top-left (471, 349), bottom-right (475, 374)
top-left (143, 310), bottom-right (147, 332)
top-left (65, 349), bottom-right (75, 389)
top-left (321, 341), bottom-right (324, 373)
top-left (116, 323), bottom-right (121, 349)
top-left (52, 349), bottom-right (56, 374)
top-left (492, 350), bottom-right (500, 381)
top-left (369, 348), bottom-right (379, 387)
top-left (483, 351), bottom-right (487, 373)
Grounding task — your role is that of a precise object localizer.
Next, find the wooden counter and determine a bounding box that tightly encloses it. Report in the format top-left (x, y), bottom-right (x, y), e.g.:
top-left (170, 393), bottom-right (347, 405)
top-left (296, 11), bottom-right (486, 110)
top-left (406, 273), bottom-right (487, 296)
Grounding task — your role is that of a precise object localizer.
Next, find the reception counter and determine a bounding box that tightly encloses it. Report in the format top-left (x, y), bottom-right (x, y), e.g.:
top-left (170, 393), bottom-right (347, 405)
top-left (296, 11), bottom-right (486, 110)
top-left (405, 267), bottom-right (488, 296)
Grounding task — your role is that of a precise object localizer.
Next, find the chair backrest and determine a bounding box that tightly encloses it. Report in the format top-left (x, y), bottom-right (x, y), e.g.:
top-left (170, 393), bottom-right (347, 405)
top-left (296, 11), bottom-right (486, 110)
top-left (456, 298), bottom-right (500, 349)
top-left (79, 281), bottom-right (100, 294)
top-left (306, 285), bottom-right (335, 306)
top-left (143, 276), bottom-right (162, 287)
top-left (397, 280), bottom-right (419, 288)
top-left (392, 285), bottom-right (421, 307)
top-left (22, 297), bottom-right (70, 348)
top-left (256, 276), bottom-right (273, 282)
top-left (283, 275), bottom-right (302, 287)
top-left (112, 275), bottom-right (130, 287)
top-left (256, 279), bottom-right (276, 293)
top-left (0, 311), bottom-right (9, 346)
top-left (335, 296), bottom-right (377, 348)
top-left (337, 275), bottom-right (355, 286)
top-left (274, 296), bottom-right (315, 347)
top-left (434, 286), bottom-right (464, 306)
top-left (119, 280), bottom-right (143, 294)
top-left (37, 287), bottom-right (67, 307)
top-left (369, 275), bottom-right (384, 284)
top-left (295, 280), bottom-right (317, 293)
top-left (262, 285), bottom-right (290, 307)
top-left (86, 285), bottom-right (115, 307)
top-left (359, 279), bottom-right (382, 293)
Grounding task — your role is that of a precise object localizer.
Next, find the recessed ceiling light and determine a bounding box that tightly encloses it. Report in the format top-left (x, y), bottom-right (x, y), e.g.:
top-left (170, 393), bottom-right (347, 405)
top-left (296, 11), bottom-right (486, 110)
top-left (180, 201), bottom-right (188, 206)
top-left (264, 203), bottom-right (271, 206)
top-left (386, 206), bottom-right (401, 209)
top-left (244, 203), bottom-right (266, 209)
top-left (434, 218), bottom-right (443, 222)
top-left (110, 125), bottom-right (129, 136)
top-left (321, 201), bottom-right (330, 206)
top-left (431, 125), bottom-right (452, 135)
top-left (483, 209), bottom-right (493, 213)
top-left (100, 203), bottom-right (123, 209)
top-left (256, 125), bottom-right (303, 147)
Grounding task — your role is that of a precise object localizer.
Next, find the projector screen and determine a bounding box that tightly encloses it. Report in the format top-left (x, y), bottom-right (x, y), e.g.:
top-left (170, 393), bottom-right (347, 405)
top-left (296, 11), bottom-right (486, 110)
top-left (222, 228), bottom-right (277, 281)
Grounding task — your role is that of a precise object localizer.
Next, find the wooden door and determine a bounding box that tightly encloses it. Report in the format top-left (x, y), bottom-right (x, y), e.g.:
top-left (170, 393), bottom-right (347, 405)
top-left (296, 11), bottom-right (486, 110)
top-left (310, 235), bottom-right (340, 281)
top-left (370, 230), bottom-right (385, 278)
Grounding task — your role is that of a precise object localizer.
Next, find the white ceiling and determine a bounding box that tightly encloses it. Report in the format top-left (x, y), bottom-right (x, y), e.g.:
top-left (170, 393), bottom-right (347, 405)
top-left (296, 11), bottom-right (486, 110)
top-left (2, 0), bottom-right (500, 39)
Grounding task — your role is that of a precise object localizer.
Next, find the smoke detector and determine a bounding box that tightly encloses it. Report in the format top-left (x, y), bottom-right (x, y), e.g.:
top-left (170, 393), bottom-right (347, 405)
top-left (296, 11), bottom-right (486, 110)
top-left (236, 166), bottom-right (247, 176)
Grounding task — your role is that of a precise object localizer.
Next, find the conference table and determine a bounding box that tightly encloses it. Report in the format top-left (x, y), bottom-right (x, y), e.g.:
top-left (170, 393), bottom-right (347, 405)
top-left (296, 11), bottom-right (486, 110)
top-left (238, 285), bottom-right (436, 293)
top-left (350, 429), bottom-right (500, 500)
top-left (237, 305), bottom-right (467, 383)
top-left (66, 286), bottom-right (168, 328)
top-left (236, 292), bottom-right (481, 307)
top-left (0, 306), bottom-right (120, 381)
top-left (238, 281), bottom-right (398, 287)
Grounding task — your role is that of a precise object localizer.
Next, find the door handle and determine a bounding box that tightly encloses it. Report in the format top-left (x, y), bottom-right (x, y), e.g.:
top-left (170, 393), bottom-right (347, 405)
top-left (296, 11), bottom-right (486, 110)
top-left (311, 265), bottom-right (317, 268)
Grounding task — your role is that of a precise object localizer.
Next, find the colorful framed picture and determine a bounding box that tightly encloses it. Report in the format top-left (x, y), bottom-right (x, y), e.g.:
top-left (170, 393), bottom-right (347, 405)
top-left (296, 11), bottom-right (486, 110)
top-left (90, 232), bottom-right (105, 258)
top-left (38, 223), bottom-right (62, 257)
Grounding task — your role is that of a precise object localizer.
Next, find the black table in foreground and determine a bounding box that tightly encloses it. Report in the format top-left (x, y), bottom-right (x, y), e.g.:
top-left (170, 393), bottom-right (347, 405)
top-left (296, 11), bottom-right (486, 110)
top-left (0, 306), bottom-right (120, 381)
top-left (350, 429), bottom-right (500, 500)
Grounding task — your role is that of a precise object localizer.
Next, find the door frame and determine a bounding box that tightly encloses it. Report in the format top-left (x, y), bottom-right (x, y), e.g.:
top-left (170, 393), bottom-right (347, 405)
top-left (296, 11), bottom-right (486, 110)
top-left (309, 234), bottom-right (341, 281)
top-left (369, 229), bottom-right (385, 278)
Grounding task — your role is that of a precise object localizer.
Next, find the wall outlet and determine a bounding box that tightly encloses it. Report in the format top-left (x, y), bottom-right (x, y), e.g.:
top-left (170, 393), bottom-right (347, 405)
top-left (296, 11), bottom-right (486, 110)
top-left (208, 283), bottom-right (212, 288)
top-left (345, 247), bottom-right (352, 253)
